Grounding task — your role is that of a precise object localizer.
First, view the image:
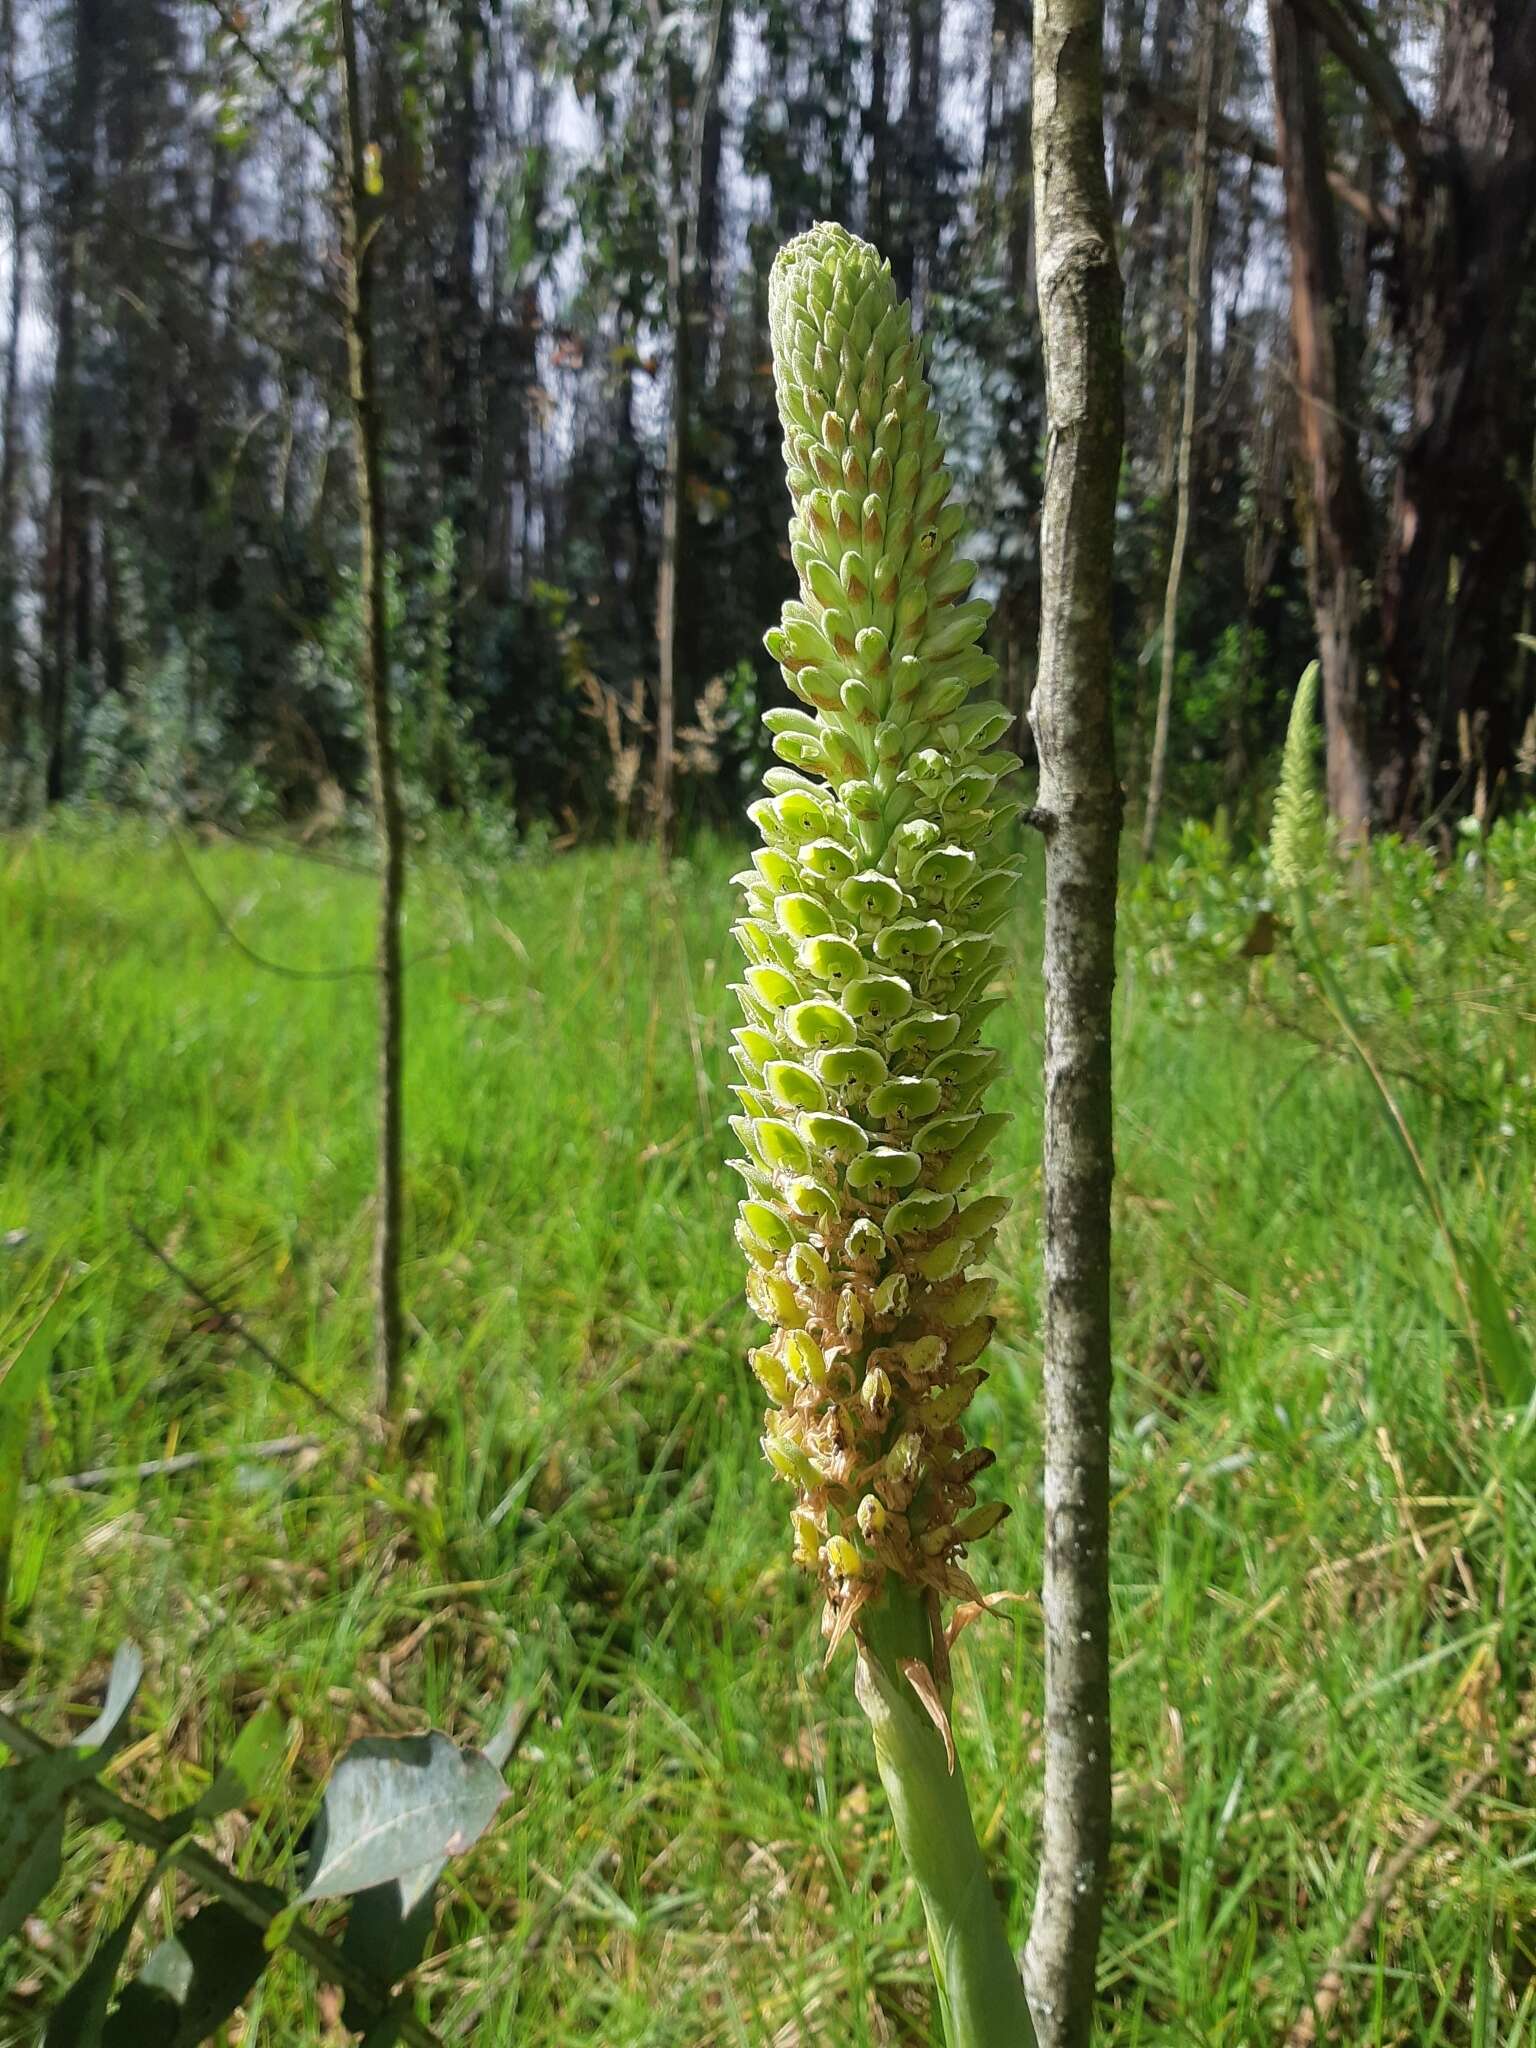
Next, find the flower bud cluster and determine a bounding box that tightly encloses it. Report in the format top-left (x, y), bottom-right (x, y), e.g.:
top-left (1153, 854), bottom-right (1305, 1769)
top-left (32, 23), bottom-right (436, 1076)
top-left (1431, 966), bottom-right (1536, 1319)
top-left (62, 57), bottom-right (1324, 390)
top-left (730, 223), bottom-right (1020, 1641)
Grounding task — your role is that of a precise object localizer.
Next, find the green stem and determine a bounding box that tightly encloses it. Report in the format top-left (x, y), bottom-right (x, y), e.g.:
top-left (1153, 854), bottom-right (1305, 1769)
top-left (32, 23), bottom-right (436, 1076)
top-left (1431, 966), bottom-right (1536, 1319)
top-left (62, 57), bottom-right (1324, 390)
top-left (1290, 887), bottom-right (1483, 1374)
top-left (855, 1586), bottom-right (1038, 2048)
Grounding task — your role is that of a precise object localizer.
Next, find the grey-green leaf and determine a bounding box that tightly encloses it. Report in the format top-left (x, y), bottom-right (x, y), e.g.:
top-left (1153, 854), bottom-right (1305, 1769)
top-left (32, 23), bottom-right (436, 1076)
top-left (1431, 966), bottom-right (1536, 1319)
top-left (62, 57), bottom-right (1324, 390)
top-left (100, 1892), bottom-right (281, 2047)
top-left (298, 1731), bottom-right (506, 1905)
top-left (0, 1638), bottom-right (142, 1950)
top-left (74, 1643), bottom-right (144, 1762)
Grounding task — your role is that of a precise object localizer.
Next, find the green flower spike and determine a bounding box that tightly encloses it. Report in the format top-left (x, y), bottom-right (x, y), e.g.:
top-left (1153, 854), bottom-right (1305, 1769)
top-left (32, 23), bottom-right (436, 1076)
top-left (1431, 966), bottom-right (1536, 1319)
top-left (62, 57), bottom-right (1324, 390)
top-left (1269, 659), bottom-right (1324, 891)
top-left (732, 222), bottom-right (1021, 1656)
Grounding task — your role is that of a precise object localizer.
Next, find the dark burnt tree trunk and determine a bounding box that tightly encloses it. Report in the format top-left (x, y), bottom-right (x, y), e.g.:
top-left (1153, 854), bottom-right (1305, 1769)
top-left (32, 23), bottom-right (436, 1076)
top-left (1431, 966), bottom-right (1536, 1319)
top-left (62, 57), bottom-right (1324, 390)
top-left (1378, 0), bottom-right (1536, 825)
top-left (899, 0), bottom-right (943, 315)
top-left (674, 0), bottom-right (733, 713)
top-left (1140, 0), bottom-right (1217, 859)
top-left (1267, 0), bottom-right (1373, 839)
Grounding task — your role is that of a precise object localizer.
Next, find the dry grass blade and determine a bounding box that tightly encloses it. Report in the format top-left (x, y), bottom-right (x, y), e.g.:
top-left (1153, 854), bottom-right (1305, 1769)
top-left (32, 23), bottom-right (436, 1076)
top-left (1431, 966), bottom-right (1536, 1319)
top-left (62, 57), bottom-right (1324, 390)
top-left (1284, 1748), bottom-right (1513, 2046)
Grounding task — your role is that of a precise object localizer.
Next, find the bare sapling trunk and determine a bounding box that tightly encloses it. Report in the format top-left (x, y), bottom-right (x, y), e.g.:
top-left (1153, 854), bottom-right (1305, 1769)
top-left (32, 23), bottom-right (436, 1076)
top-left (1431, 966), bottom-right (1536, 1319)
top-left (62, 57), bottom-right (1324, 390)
top-left (1026, 0), bottom-right (1125, 2039)
top-left (1140, 0), bottom-right (1217, 861)
top-left (337, 0), bottom-right (406, 1419)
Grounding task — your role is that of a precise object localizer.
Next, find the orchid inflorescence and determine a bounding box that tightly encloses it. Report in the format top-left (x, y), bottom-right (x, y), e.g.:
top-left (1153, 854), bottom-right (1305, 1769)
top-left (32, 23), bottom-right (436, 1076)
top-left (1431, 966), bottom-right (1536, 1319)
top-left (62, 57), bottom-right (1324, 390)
top-left (1269, 658), bottom-right (1323, 891)
top-left (729, 222), bottom-right (1022, 1652)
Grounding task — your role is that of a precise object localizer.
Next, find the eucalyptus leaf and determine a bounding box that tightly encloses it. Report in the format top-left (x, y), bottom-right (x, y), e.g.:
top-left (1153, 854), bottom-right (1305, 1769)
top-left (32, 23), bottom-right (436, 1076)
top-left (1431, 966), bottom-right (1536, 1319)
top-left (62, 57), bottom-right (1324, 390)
top-left (339, 1877), bottom-right (437, 2042)
top-left (299, 1731), bottom-right (506, 1905)
top-left (0, 1759), bottom-right (74, 1945)
top-left (43, 1873), bottom-right (157, 2048)
top-left (0, 1643), bottom-right (145, 1947)
top-left (73, 1643), bottom-right (144, 1762)
top-left (100, 1893), bottom-right (281, 2047)
top-left (191, 1705), bottom-right (289, 1821)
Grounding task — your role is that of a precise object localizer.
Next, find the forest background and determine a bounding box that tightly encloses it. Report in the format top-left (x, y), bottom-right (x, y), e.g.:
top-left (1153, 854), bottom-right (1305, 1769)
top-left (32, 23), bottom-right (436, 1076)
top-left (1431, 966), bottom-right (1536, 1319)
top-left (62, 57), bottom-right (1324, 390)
top-left (1, 0), bottom-right (1532, 844)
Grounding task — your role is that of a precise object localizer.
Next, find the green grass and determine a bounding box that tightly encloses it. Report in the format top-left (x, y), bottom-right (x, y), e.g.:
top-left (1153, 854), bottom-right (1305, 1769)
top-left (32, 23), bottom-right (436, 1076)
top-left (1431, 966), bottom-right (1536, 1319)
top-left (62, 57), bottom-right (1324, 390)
top-left (1, 820), bottom-right (1534, 2045)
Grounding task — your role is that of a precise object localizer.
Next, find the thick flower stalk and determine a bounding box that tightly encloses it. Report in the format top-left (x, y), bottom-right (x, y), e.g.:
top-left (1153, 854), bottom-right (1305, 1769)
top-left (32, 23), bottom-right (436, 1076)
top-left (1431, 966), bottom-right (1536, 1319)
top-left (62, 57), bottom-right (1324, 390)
top-left (731, 224), bottom-right (1037, 2048)
top-left (1267, 663), bottom-right (1520, 1402)
top-left (731, 221), bottom-right (1020, 1649)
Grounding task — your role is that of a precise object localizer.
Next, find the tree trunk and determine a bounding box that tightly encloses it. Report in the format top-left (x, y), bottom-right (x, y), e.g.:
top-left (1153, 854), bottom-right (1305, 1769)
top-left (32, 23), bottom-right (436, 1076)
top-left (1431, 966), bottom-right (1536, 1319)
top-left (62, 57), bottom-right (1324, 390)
top-left (652, 216), bottom-right (685, 847)
top-left (1139, 0), bottom-right (1216, 860)
top-left (1025, 0), bottom-right (1124, 2040)
top-left (1267, 0), bottom-right (1372, 841)
top-left (43, 0), bottom-right (100, 804)
top-left (1223, 370), bottom-right (1288, 818)
top-left (646, 0), bottom-right (727, 847)
top-left (675, 0), bottom-right (734, 742)
top-left (900, 0), bottom-right (943, 315)
top-left (1109, 0), bottom-right (1151, 216)
top-left (337, 0), bottom-right (407, 1420)
top-left (436, 0), bottom-right (482, 709)
top-left (0, 0), bottom-right (25, 767)
top-left (1517, 426), bottom-right (1536, 773)
top-left (1377, 0), bottom-right (1536, 825)
top-left (867, 0), bottom-right (893, 257)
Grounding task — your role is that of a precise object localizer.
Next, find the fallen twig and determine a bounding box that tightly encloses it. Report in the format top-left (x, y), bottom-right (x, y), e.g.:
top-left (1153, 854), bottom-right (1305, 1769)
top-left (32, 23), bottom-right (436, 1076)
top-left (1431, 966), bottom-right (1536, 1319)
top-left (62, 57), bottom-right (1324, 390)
top-left (1252, 989), bottom-right (1486, 1115)
top-left (129, 1221), bottom-right (358, 1434)
top-left (31, 1433), bottom-right (320, 1496)
top-left (196, 820), bottom-right (380, 878)
top-left (168, 828), bottom-right (385, 982)
top-left (168, 831), bottom-right (455, 982)
top-left (1284, 1756), bottom-right (1504, 2046)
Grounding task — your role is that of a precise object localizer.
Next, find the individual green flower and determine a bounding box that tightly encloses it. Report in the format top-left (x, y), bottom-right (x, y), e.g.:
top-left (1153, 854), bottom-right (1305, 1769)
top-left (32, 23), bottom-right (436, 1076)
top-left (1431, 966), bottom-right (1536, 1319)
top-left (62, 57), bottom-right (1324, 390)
top-left (730, 222), bottom-right (1021, 1649)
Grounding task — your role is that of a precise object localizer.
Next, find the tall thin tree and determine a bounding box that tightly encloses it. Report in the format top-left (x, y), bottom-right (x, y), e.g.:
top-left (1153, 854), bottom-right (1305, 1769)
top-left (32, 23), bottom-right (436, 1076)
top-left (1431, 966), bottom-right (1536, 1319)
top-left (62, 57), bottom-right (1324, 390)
top-left (336, 0), bottom-right (407, 1418)
top-left (0, 0), bottom-right (26, 766)
top-left (646, 0), bottom-right (728, 847)
top-left (43, 0), bottom-right (100, 803)
top-left (1140, 0), bottom-right (1217, 860)
top-left (1267, 0), bottom-right (1372, 840)
top-left (1025, 0), bottom-right (1125, 2038)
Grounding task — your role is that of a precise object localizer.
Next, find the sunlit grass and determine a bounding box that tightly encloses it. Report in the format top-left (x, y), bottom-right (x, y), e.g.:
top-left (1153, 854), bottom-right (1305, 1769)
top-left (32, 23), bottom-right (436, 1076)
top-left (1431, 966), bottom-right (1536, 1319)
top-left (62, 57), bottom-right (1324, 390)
top-left (1, 819), bottom-right (1533, 2044)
